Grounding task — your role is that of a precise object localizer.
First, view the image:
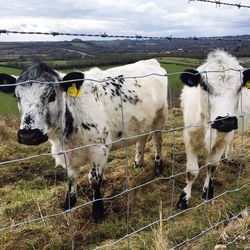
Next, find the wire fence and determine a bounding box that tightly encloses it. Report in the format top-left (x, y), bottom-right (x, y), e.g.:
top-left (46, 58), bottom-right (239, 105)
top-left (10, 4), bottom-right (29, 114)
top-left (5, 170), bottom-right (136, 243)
top-left (189, 0), bottom-right (250, 9)
top-left (0, 29), bottom-right (249, 42)
top-left (0, 68), bottom-right (249, 249)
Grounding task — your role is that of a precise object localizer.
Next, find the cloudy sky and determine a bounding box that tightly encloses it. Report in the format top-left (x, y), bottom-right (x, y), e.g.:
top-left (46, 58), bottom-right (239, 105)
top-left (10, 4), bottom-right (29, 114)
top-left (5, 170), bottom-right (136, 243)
top-left (0, 0), bottom-right (250, 41)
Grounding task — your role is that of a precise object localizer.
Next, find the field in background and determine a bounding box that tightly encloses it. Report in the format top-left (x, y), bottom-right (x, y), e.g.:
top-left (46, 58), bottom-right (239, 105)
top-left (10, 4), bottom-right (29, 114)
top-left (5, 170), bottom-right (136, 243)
top-left (0, 57), bottom-right (199, 116)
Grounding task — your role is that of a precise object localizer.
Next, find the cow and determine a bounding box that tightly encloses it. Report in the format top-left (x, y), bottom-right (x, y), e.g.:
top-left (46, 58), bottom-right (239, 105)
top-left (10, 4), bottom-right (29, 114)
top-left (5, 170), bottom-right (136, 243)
top-left (225, 85), bottom-right (250, 157)
top-left (0, 59), bottom-right (168, 221)
top-left (176, 50), bottom-right (250, 209)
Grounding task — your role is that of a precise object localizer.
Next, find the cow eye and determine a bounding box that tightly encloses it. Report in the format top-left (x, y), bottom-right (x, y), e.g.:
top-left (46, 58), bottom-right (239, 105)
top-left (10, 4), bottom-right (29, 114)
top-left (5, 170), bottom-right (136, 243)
top-left (48, 90), bottom-right (56, 103)
top-left (15, 94), bottom-right (21, 103)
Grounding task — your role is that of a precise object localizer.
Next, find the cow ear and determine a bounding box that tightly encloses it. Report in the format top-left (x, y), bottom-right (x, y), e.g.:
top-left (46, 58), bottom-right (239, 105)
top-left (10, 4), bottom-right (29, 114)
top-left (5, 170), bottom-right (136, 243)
top-left (242, 69), bottom-right (250, 88)
top-left (61, 72), bottom-right (84, 93)
top-left (0, 73), bottom-right (16, 93)
top-left (180, 69), bottom-right (201, 87)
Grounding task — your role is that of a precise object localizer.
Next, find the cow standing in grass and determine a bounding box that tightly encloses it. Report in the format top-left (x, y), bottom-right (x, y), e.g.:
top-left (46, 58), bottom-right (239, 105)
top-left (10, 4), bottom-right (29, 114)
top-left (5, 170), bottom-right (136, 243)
top-left (177, 50), bottom-right (250, 209)
top-left (0, 59), bottom-right (168, 221)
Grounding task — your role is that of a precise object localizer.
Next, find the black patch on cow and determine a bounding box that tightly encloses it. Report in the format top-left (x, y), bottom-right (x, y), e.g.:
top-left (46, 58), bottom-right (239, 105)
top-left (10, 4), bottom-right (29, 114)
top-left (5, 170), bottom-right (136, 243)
top-left (17, 62), bottom-right (60, 85)
top-left (102, 75), bottom-right (142, 105)
top-left (24, 115), bottom-right (34, 126)
top-left (62, 72), bottom-right (84, 92)
top-left (64, 105), bottom-right (74, 138)
top-left (180, 69), bottom-right (201, 87)
top-left (82, 123), bottom-right (91, 130)
top-left (81, 122), bottom-right (98, 133)
top-left (117, 75), bottom-right (125, 84)
top-left (0, 73), bottom-right (16, 93)
top-left (176, 191), bottom-right (188, 210)
top-left (243, 69), bottom-right (250, 86)
top-left (117, 131), bottom-right (123, 138)
top-left (48, 88), bottom-right (56, 102)
top-left (46, 111), bottom-right (52, 127)
top-left (202, 178), bottom-right (214, 200)
top-left (63, 182), bottom-right (77, 210)
top-left (92, 188), bottom-right (104, 223)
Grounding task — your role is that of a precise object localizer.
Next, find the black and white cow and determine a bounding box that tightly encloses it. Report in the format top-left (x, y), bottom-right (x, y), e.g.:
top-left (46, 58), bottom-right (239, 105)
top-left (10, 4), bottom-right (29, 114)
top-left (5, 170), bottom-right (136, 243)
top-left (0, 59), bottom-right (168, 221)
top-left (176, 50), bottom-right (250, 209)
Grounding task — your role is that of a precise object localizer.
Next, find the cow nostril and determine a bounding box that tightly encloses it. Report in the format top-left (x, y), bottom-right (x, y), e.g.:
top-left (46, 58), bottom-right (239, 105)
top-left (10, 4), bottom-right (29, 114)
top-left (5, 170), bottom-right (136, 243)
top-left (18, 129), bottom-right (48, 145)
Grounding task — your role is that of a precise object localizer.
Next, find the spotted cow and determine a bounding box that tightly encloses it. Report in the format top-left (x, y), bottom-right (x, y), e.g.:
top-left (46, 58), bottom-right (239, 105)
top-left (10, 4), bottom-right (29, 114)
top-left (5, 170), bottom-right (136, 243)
top-left (0, 59), bottom-right (168, 221)
top-left (176, 50), bottom-right (250, 209)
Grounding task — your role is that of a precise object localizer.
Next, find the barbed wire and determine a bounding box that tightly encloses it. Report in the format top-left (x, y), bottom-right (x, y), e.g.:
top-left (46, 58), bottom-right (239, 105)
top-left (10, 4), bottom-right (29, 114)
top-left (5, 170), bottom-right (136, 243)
top-left (189, 0), bottom-right (250, 9)
top-left (0, 69), bottom-right (249, 249)
top-left (0, 29), bottom-right (248, 42)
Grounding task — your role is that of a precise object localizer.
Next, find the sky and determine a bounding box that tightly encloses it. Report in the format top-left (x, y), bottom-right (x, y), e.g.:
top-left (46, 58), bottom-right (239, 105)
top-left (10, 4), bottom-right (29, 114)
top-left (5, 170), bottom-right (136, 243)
top-left (0, 0), bottom-right (249, 41)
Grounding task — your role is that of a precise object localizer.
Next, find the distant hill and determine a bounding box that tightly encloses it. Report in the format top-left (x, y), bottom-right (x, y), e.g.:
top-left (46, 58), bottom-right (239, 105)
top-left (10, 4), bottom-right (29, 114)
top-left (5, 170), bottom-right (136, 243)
top-left (0, 35), bottom-right (249, 68)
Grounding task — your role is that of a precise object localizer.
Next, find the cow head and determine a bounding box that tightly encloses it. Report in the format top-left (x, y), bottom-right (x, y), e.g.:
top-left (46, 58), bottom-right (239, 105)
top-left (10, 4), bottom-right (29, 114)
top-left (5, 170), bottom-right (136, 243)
top-left (0, 63), bottom-right (84, 145)
top-left (180, 68), bottom-right (250, 133)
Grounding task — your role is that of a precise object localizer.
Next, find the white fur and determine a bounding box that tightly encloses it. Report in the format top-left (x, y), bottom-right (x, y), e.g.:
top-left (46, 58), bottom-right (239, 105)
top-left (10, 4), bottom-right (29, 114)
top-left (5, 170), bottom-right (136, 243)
top-left (180, 50), bottom-right (243, 204)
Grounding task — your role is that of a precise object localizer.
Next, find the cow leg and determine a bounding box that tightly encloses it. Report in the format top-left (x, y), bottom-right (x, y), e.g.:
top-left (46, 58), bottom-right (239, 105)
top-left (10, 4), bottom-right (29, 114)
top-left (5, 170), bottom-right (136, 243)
top-left (202, 164), bottom-right (217, 200)
top-left (88, 146), bottom-right (109, 223)
top-left (225, 138), bottom-right (233, 159)
top-left (203, 146), bottom-right (225, 200)
top-left (177, 129), bottom-right (202, 210)
top-left (177, 148), bottom-right (199, 209)
top-left (134, 136), bottom-right (147, 168)
top-left (153, 131), bottom-right (164, 176)
top-left (63, 167), bottom-right (79, 210)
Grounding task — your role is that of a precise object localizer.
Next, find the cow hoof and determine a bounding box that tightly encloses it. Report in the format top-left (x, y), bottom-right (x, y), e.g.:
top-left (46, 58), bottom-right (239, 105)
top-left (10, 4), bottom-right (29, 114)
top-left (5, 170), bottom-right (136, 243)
top-left (92, 199), bottom-right (104, 223)
top-left (154, 159), bottom-right (164, 176)
top-left (202, 188), bottom-right (214, 200)
top-left (63, 192), bottom-right (77, 211)
top-left (134, 161), bottom-right (141, 168)
top-left (176, 191), bottom-right (188, 210)
top-left (202, 179), bottom-right (214, 200)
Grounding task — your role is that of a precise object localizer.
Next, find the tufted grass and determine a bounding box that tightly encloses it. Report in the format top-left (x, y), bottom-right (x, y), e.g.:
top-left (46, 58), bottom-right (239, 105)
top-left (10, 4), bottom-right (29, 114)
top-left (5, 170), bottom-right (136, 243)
top-left (0, 110), bottom-right (249, 249)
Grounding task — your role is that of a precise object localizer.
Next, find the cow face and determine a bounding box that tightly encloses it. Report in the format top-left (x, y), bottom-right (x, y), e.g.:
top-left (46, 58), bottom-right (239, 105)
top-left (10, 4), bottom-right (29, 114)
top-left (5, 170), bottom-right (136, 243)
top-left (0, 63), bottom-right (84, 145)
top-left (180, 68), bottom-right (250, 133)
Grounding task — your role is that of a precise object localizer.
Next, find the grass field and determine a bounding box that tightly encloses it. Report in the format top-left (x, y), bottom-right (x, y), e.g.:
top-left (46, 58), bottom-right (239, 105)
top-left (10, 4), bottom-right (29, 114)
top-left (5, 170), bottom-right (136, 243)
top-left (0, 111), bottom-right (249, 249)
top-left (0, 58), bottom-right (249, 249)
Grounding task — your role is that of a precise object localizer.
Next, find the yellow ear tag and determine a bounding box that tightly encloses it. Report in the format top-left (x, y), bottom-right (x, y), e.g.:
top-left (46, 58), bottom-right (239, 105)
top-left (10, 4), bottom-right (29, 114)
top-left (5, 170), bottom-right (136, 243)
top-left (246, 81), bottom-right (250, 89)
top-left (67, 83), bottom-right (82, 97)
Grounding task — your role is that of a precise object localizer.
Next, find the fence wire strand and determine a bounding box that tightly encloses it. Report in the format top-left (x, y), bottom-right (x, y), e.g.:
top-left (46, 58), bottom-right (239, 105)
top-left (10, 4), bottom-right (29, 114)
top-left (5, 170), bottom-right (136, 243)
top-left (189, 0), bottom-right (250, 9)
top-left (0, 29), bottom-right (249, 41)
top-left (0, 68), bottom-right (249, 250)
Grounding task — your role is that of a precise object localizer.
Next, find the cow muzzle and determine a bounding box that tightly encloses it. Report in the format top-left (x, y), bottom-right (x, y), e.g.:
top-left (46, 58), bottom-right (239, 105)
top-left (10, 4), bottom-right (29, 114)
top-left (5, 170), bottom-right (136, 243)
top-left (211, 116), bottom-right (238, 133)
top-left (18, 129), bottom-right (48, 145)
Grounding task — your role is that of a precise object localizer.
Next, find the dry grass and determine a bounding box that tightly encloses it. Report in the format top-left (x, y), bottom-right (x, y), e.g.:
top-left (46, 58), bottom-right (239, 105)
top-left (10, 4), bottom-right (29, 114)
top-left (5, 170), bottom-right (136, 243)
top-left (0, 110), bottom-right (249, 250)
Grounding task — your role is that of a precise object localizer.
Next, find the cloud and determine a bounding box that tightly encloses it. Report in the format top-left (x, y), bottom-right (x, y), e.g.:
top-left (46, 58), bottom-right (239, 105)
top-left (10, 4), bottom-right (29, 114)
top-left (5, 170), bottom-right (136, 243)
top-left (0, 0), bottom-right (249, 41)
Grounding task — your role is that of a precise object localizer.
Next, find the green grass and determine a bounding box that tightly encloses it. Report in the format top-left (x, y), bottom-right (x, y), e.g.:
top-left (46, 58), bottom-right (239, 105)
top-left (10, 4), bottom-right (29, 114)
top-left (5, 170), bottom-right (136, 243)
top-left (0, 66), bottom-right (21, 117)
top-left (0, 66), bottom-right (21, 76)
top-left (158, 56), bottom-right (202, 67)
